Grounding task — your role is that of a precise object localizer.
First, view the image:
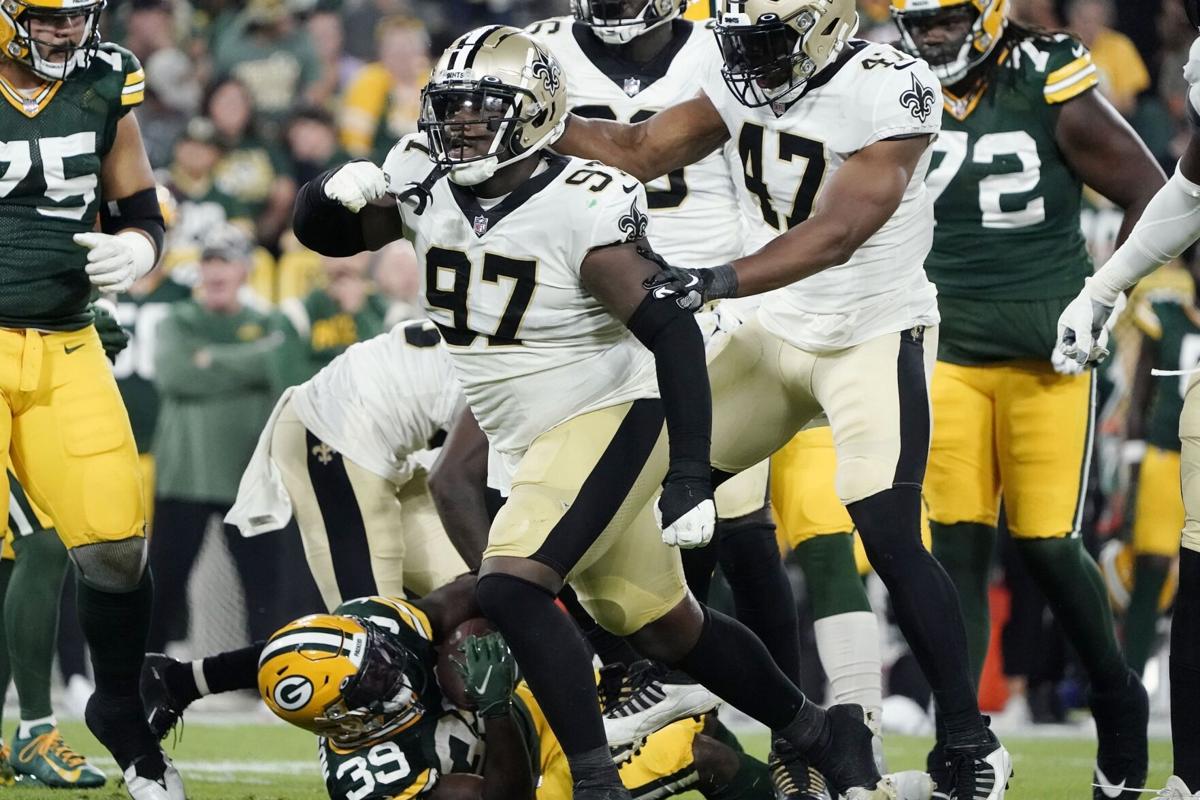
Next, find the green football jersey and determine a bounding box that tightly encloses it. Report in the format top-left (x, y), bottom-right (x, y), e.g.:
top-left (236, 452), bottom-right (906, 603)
top-left (113, 275), bottom-right (193, 453)
top-left (0, 43), bottom-right (145, 331)
top-left (1143, 295), bottom-right (1200, 452)
top-left (924, 32), bottom-right (1100, 364)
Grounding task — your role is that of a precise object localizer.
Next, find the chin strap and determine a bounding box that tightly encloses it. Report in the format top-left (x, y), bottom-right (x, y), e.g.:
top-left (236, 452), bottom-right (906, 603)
top-left (394, 163), bottom-right (452, 215)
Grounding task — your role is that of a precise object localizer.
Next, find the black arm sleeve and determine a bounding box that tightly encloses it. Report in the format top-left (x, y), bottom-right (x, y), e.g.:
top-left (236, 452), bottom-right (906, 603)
top-left (626, 294), bottom-right (712, 480)
top-left (100, 186), bottom-right (165, 259)
top-left (291, 167), bottom-right (368, 257)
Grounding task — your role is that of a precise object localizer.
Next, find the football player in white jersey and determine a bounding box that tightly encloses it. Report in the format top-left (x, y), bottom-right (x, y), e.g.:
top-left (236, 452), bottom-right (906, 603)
top-left (221, 320), bottom-right (468, 613)
top-left (526, 0), bottom-right (827, 746)
top-left (555, 0), bottom-right (1010, 797)
top-left (289, 25), bottom-right (890, 800)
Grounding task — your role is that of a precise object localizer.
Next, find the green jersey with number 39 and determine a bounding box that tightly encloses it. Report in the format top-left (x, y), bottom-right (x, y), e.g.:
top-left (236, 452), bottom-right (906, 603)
top-left (924, 32), bottom-right (1100, 364)
top-left (0, 42), bottom-right (145, 331)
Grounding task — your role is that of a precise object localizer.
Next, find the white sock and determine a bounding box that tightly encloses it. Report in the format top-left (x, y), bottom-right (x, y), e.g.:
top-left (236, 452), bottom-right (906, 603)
top-left (18, 715), bottom-right (56, 739)
top-left (814, 611), bottom-right (883, 736)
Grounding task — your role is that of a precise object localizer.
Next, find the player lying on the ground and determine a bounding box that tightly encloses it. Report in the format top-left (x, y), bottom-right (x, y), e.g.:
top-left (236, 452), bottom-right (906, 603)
top-left (225, 319), bottom-right (468, 609)
top-left (1056, 15), bottom-right (1200, 798)
top-left (292, 23), bottom-right (887, 800)
top-left (138, 579), bottom-right (775, 800)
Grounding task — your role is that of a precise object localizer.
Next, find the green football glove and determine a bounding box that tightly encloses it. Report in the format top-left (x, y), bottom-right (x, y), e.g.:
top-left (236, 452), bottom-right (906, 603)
top-left (91, 303), bottom-right (130, 363)
top-left (454, 632), bottom-right (519, 719)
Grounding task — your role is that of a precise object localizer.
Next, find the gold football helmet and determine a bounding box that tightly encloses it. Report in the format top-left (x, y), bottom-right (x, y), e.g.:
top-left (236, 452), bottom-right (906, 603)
top-left (714, 0), bottom-right (859, 109)
top-left (419, 25), bottom-right (567, 186)
top-left (572, 0), bottom-right (689, 45)
top-left (0, 0), bottom-right (105, 81)
top-left (891, 0), bottom-right (1008, 85)
top-left (258, 614), bottom-right (426, 747)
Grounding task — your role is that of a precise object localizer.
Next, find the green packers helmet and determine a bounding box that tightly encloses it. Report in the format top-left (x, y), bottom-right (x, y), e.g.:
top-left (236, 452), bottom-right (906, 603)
top-left (891, 0), bottom-right (1008, 85)
top-left (714, 0), bottom-right (859, 109)
top-left (258, 614), bottom-right (428, 747)
top-left (419, 25), bottom-right (567, 186)
top-left (0, 0), bottom-right (106, 81)
top-left (572, 0), bottom-right (690, 45)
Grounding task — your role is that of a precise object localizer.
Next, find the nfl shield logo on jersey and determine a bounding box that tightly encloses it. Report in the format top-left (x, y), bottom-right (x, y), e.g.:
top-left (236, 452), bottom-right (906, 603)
top-left (473, 215), bottom-right (489, 236)
top-left (623, 77), bottom-right (641, 97)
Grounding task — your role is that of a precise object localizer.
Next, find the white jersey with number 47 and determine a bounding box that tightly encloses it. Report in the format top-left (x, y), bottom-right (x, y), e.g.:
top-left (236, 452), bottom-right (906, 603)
top-left (383, 134), bottom-right (659, 468)
top-left (702, 39), bottom-right (943, 352)
top-left (529, 16), bottom-right (743, 267)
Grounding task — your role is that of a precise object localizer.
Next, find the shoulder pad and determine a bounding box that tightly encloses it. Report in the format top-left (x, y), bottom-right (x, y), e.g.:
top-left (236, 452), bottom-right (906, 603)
top-left (1009, 32), bottom-right (1097, 105)
top-left (525, 16), bottom-right (572, 41)
top-left (93, 42), bottom-right (145, 109)
top-left (335, 596), bottom-right (434, 642)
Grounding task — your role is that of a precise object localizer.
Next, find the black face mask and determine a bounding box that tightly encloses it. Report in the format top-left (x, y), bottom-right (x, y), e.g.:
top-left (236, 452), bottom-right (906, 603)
top-left (715, 16), bottom-right (804, 108)
top-left (418, 84), bottom-right (519, 164)
top-left (575, 0), bottom-right (645, 22)
top-left (896, 6), bottom-right (976, 68)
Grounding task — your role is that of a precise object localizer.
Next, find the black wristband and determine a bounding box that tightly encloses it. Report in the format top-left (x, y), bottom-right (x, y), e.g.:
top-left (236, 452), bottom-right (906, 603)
top-left (705, 263), bottom-right (739, 301)
top-left (101, 186), bottom-right (165, 260)
top-left (292, 167), bottom-right (368, 257)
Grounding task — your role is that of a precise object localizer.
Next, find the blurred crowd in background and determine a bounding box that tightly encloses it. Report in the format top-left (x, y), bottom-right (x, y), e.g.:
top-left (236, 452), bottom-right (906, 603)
top-left (69, 0), bottom-right (1195, 732)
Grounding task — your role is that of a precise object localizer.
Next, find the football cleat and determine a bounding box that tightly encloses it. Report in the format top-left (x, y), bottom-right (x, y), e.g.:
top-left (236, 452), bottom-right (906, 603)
top-left (573, 776), bottom-right (634, 800)
top-left (1158, 776), bottom-right (1200, 799)
top-left (805, 704), bottom-right (895, 799)
top-left (1091, 670), bottom-right (1149, 800)
top-left (927, 740), bottom-right (950, 800)
top-left (11, 724), bottom-right (106, 788)
top-left (0, 742), bottom-right (16, 786)
top-left (768, 737), bottom-right (829, 799)
top-left (123, 750), bottom-right (186, 800)
top-left (944, 728), bottom-right (1011, 800)
top-left (602, 660), bottom-right (721, 747)
top-left (141, 652), bottom-right (190, 740)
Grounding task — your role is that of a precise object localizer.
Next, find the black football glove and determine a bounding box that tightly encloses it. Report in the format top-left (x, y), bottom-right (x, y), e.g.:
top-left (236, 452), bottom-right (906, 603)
top-left (638, 247), bottom-right (738, 312)
top-left (91, 303), bottom-right (130, 363)
top-left (656, 464), bottom-right (716, 549)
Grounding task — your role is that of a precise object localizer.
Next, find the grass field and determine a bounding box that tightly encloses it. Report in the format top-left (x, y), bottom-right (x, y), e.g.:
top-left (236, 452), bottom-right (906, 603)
top-left (0, 719), bottom-right (1175, 799)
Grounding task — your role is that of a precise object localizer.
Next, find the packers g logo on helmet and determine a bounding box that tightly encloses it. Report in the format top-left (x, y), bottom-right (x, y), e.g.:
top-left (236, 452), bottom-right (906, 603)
top-left (419, 26), bottom-right (567, 187)
top-left (572, 0), bottom-right (691, 45)
top-left (891, 0), bottom-right (1008, 85)
top-left (714, 0), bottom-right (859, 109)
top-left (258, 613), bottom-right (427, 747)
top-left (0, 0), bottom-right (106, 81)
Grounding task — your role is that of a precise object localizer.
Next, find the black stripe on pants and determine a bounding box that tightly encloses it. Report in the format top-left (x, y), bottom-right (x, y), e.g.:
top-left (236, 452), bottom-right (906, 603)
top-left (305, 431), bottom-right (378, 602)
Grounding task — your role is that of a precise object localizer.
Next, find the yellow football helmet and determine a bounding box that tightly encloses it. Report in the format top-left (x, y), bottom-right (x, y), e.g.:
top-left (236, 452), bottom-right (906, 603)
top-left (0, 0), bottom-right (106, 81)
top-left (714, 0), bottom-right (859, 109)
top-left (572, 0), bottom-right (690, 45)
top-left (891, 0), bottom-right (1008, 85)
top-left (258, 613), bottom-right (427, 747)
top-left (419, 25), bottom-right (567, 186)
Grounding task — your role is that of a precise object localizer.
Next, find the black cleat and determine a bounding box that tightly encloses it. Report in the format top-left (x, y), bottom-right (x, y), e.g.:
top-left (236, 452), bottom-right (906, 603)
top-left (805, 704), bottom-right (894, 798)
top-left (1091, 669), bottom-right (1149, 800)
top-left (573, 776), bottom-right (633, 799)
top-left (928, 739), bottom-right (950, 800)
top-left (945, 726), bottom-right (1011, 800)
top-left (769, 737), bottom-right (830, 799)
top-left (140, 653), bottom-right (190, 740)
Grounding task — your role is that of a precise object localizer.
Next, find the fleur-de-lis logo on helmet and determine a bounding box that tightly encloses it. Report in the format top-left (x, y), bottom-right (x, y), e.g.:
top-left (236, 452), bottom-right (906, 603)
top-left (899, 72), bottom-right (937, 123)
top-left (528, 44), bottom-right (561, 95)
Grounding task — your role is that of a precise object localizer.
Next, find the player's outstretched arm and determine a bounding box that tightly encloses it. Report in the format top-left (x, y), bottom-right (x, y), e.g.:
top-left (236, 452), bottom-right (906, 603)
top-left (554, 93), bottom-right (729, 183)
top-left (581, 241), bottom-right (716, 548)
top-left (429, 407), bottom-right (492, 571)
top-left (416, 575), bottom-right (481, 645)
top-left (293, 161), bottom-right (405, 256)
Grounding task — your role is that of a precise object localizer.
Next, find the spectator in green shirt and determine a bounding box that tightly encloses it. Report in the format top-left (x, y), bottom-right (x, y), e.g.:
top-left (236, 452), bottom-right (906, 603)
top-left (147, 227), bottom-right (287, 649)
top-left (271, 252), bottom-right (390, 393)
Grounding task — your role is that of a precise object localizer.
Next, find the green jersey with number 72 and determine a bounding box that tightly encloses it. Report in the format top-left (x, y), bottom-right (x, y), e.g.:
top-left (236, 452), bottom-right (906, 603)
top-left (0, 42), bottom-right (144, 330)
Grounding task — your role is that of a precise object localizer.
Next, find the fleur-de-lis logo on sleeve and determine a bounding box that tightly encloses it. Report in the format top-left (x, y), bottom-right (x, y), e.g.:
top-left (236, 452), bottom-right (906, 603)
top-left (900, 72), bottom-right (937, 123)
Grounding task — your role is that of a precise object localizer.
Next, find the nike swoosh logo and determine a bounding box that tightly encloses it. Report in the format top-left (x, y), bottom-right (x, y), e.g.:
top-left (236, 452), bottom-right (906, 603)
top-left (1095, 767), bottom-right (1127, 798)
top-left (474, 665), bottom-right (494, 695)
top-left (622, 183), bottom-right (638, 193)
top-left (64, 344), bottom-right (85, 354)
top-left (47, 761), bottom-right (83, 783)
top-left (652, 286), bottom-right (676, 299)
top-left (894, 61), bottom-right (917, 70)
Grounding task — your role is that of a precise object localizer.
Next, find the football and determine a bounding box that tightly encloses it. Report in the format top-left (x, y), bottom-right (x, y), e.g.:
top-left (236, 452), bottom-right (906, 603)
top-left (435, 617), bottom-right (495, 710)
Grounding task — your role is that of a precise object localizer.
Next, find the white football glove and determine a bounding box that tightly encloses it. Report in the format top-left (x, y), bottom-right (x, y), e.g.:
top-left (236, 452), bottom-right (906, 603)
top-left (74, 230), bottom-right (156, 293)
top-left (1055, 280), bottom-right (1126, 368)
top-left (324, 161), bottom-right (388, 213)
top-left (1184, 36), bottom-right (1200, 120)
top-left (655, 476), bottom-right (716, 548)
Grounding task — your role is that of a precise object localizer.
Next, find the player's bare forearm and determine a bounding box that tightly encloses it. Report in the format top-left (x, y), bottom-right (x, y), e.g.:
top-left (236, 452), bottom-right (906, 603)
top-left (1056, 90), bottom-right (1166, 247)
top-left (480, 713), bottom-right (534, 800)
top-left (429, 407), bottom-right (491, 570)
top-left (555, 94), bottom-right (729, 183)
top-left (730, 136), bottom-right (931, 296)
top-left (418, 574), bottom-right (480, 644)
